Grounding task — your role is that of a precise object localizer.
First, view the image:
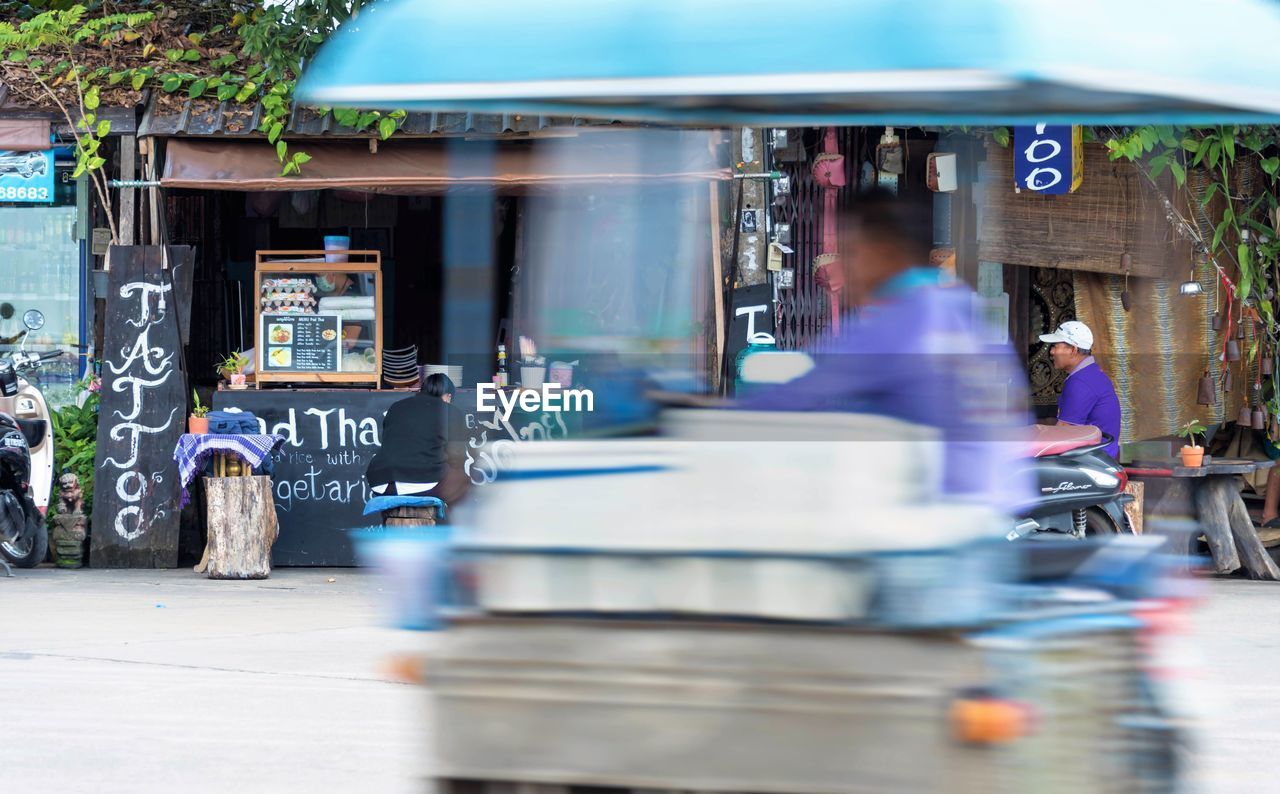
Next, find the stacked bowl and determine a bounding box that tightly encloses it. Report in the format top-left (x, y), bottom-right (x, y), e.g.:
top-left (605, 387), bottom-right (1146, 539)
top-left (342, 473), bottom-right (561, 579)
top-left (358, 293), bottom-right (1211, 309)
top-left (383, 345), bottom-right (420, 389)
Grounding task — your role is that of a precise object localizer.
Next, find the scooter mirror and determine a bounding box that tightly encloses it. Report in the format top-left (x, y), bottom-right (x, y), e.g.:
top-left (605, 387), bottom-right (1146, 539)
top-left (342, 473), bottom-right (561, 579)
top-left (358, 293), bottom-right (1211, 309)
top-left (22, 309), bottom-right (44, 331)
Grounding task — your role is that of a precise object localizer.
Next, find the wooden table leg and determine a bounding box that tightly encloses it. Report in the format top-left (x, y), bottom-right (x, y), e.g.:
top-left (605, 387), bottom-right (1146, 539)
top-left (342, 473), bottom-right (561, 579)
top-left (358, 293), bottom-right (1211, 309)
top-left (1193, 479), bottom-right (1242, 573)
top-left (1196, 477), bottom-right (1280, 580)
top-left (1223, 480), bottom-right (1280, 581)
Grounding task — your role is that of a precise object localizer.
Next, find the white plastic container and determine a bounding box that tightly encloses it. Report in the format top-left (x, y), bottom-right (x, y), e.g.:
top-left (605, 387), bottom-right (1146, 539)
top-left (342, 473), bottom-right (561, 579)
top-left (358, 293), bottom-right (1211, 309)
top-left (519, 364), bottom-right (546, 389)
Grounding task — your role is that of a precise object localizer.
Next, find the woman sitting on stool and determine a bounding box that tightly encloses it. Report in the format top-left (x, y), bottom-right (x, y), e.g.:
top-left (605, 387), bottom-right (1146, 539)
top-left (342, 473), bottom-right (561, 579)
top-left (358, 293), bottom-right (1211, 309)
top-left (366, 374), bottom-right (470, 510)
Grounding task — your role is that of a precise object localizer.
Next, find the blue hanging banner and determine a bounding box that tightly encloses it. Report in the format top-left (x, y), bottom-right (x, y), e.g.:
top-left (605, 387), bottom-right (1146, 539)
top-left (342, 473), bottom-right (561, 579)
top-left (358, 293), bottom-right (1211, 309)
top-left (1012, 125), bottom-right (1083, 195)
top-left (0, 150), bottom-right (55, 203)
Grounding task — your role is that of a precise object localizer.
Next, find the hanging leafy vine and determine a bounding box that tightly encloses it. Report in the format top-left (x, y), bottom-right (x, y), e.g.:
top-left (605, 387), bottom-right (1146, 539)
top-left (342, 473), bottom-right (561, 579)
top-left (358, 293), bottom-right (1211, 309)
top-left (1105, 124), bottom-right (1280, 425)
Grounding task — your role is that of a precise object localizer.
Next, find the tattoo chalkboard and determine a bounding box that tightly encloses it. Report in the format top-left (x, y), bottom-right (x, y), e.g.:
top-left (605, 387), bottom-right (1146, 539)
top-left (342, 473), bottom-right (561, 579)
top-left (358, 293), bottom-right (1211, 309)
top-left (90, 245), bottom-right (194, 568)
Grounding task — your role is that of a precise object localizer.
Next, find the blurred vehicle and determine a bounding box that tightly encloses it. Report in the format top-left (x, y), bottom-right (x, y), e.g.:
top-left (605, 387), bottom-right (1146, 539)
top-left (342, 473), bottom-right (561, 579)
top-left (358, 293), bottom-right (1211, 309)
top-left (302, 2), bottom-right (1254, 789)
top-left (0, 151), bottom-right (47, 180)
top-left (0, 309), bottom-right (60, 572)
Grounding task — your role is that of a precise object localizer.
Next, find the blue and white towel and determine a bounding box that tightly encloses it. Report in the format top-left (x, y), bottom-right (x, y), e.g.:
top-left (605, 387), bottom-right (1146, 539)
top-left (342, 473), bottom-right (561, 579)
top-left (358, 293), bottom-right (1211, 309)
top-left (173, 433), bottom-right (285, 507)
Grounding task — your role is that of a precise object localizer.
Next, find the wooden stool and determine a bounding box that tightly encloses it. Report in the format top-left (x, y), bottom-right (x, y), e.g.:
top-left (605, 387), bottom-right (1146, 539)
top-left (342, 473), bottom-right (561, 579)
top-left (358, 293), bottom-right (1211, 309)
top-left (201, 475), bottom-right (278, 579)
top-left (382, 505), bottom-right (440, 527)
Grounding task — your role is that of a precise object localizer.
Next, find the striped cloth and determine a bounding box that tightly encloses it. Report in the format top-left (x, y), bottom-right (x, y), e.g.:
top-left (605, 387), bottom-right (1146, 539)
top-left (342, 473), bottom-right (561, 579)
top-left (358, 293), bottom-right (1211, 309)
top-left (173, 433), bottom-right (285, 507)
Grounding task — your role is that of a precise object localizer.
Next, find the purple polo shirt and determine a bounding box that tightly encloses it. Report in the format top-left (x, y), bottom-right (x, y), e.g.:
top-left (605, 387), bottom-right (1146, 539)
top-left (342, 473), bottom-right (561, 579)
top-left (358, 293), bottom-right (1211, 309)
top-left (1058, 357), bottom-right (1121, 458)
top-left (740, 269), bottom-right (1034, 513)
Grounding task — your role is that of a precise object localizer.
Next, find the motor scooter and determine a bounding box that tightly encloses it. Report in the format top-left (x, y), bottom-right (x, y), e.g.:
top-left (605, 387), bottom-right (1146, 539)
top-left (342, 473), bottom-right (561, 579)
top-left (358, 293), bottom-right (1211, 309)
top-left (1008, 423), bottom-right (1134, 541)
top-left (0, 309), bottom-right (62, 573)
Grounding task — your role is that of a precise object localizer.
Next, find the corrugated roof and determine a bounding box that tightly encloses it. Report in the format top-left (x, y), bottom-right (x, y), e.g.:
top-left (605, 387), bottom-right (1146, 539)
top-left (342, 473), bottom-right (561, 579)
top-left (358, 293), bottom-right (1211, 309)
top-left (138, 95), bottom-right (625, 139)
top-left (0, 81), bottom-right (139, 134)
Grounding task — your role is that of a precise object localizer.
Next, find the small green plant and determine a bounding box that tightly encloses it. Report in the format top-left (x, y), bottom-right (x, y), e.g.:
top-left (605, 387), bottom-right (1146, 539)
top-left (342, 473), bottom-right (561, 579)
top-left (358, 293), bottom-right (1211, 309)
top-left (191, 388), bottom-right (209, 418)
top-left (218, 350), bottom-right (249, 376)
top-left (1178, 419), bottom-right (1208, 448)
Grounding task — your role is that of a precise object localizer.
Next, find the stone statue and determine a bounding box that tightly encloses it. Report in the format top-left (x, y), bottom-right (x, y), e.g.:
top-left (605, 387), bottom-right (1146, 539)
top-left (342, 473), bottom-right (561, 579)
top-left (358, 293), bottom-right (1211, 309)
top-left (50, 472), bottom-right (87, 569)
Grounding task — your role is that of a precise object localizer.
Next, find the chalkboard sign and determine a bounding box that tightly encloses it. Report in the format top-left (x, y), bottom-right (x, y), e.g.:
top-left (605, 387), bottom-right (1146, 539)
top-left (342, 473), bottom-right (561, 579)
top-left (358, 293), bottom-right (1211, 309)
top-left (90, 245), bottom-right (194, 568)
top-left (727, 283), bottom-right (775, 359)
top-left (213, 389), bottom-right (405, 566)
top-left (260, 313), bottom-right (340, 372)
top-left (213, 387), bottom-right (583, 565)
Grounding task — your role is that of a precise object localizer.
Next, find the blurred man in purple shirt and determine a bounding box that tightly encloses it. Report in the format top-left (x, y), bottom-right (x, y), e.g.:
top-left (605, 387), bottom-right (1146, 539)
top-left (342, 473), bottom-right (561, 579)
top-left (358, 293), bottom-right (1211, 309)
top-left (1039, 320), bottom-right (1122, 458)
top-left (741, 190), bottom-right (1033, 513)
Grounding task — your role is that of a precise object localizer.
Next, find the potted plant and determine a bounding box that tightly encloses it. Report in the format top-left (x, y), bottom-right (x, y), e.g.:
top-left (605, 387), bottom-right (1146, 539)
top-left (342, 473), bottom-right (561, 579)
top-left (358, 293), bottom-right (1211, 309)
top-left (190, 389), bottom-right (210, 434)
top-left (218, 351), bottom-right (251, 389)
top-left (1178, 419), bottom-right (1208, 468)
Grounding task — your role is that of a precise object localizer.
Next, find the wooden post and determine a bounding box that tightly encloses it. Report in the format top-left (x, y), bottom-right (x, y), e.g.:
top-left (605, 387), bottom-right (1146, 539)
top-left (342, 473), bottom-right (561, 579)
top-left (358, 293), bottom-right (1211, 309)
top-left (119, 135), bottom-right (136, 245)
top-left (709, 181), bottom-right (725, 392)
top-left (204, 475), bottom-right (278, 579)
top-left (145, 147), bottom-right (162, 246)
top-left (732, 128), bottom-right (768, 288)
top-left (1123, 481), bottom-right (1144, 535)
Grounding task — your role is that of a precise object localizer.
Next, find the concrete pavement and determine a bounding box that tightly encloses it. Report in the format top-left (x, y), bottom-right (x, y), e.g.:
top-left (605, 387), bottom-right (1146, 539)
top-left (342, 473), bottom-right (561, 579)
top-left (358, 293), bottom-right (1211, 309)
top-left (1, 568), bottom-right (1278, 793)
top-left (0, 568), bottom-right (431, 794)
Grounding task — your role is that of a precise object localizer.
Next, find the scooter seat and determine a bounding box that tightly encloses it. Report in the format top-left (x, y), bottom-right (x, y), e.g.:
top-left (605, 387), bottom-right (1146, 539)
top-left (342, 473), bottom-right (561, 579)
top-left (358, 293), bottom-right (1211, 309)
top-left (1027, 423), bottom-right (1102, 457)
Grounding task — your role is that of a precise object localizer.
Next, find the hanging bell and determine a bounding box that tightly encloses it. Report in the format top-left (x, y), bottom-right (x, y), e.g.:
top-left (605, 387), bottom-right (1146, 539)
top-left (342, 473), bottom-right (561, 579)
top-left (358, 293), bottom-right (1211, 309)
top-left (1272, 415), bottom-right (1280, 439)
top-left (1120, 290), bottom-right (1131, 312)
top-left (1237, 321), bottom-right (1247, 341)
top-left (1227, 339), bottom-right (1242, 361)
top-left (1239, 404), bottom-right (1255, 426)
top-left (1197, 372), bottom-right (1217, 405)
top-left (1225, 368), bottom-right (1234, 392)
top-left (1254, 407), bottom-right (1268, 431)
top-left (1212, 311), bottom-right (1223, 331)
top-left (1264, 355), bottom-right (1275, 377)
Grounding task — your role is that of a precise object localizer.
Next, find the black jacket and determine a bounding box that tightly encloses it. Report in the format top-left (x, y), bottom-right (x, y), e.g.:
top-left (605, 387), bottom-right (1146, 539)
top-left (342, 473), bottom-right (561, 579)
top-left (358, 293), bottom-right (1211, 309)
top-left (366, 393), bottom-right (461, 487)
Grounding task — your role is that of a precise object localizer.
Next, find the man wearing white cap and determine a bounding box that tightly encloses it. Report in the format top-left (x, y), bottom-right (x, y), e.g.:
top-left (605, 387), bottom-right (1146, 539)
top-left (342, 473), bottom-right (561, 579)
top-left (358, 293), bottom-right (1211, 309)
top-left (1039, 320), bottom-right (1122, 458)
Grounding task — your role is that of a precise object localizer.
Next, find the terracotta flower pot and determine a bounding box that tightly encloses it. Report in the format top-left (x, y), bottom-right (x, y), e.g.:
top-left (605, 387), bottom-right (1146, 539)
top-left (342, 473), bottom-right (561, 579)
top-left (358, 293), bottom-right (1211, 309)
top-left (1180, 445), bottom-right (1205, 467)
top-left (189, 415), bottom-right (209, 434)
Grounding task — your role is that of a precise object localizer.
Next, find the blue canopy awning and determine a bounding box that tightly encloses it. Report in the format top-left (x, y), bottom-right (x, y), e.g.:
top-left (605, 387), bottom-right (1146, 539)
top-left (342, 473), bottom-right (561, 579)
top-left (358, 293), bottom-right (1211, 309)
top-left (297, 0), bottom-right (1280, 125)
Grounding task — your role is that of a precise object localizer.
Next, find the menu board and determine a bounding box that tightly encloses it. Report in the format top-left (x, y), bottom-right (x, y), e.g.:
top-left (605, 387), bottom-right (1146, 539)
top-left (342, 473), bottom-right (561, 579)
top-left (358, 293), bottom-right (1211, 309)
top-left (261, 313), bottom-right (340, 372)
